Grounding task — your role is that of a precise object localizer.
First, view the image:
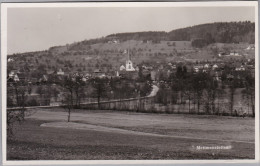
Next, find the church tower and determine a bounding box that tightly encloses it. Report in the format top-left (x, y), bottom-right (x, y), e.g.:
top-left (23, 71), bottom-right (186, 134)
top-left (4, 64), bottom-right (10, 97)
top-left (125, 50), bottom-right (135, 71)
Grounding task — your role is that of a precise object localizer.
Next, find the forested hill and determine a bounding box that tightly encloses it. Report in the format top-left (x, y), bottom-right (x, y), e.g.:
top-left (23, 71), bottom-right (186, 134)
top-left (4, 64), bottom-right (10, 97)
top-left (106, 21), bottom-right (255, 44)
top-left (8, 21), bottom-right (255, 56)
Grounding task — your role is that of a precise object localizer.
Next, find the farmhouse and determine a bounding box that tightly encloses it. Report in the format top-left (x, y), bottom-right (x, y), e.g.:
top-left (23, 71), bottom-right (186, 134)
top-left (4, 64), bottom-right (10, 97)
top-left (120, 65), bottom-right (126, 71)
top-left (8, 58), bottom-right (14, 62)
top-left (93, 69), bottom-right (106, 78)
top-left (13, 74), bottom-right (19, 82)
top-left (57, 69), bottom-right (64, 75)
top-left (212, 64), bottom-right (218, 70)
top-left (235, 65), bottom-right (246, 71)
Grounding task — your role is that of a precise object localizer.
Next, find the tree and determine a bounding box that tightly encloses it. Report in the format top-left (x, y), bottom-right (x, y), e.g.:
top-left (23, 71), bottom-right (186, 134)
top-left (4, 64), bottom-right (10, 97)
top-left (7, 110), bottom-right (24, 139)
top-left (192, 73), bottom-right (207, 113)
top-left (140, 82), bottom-right (152, 97)
top-left (175, 65), bottom-right (187, 104)
top-left (62, 76), bottom-right (75, 122)
top-left (191, 38), bottom-right (207, 48)
top-left (242, 73), bottom-right (255, 117)
top-left (91, 78), bottom-right (107, 109)
top-left (74, 75), bottom-right (86, 108)
top-left (184, 79), bottom-right (193, 113)
top-left (7, 82), bottom-right (27, 139)
top-left (215, 85), bottom-right (225, 115)
top-left (36, 86), bottom-right (44, 96)
top-left (156, 84), bottom-right (168, 105)
top-left (11, 82), bottom-right (27, 119)
top-left (229, 79), bottom-right (236, 116)
top-left (204, 76), bottom-right (218, 114)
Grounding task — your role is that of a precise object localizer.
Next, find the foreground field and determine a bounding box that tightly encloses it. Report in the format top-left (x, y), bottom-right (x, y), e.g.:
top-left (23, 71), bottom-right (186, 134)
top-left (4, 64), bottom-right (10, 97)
top-left (7, 109), bottom-right (255, 160)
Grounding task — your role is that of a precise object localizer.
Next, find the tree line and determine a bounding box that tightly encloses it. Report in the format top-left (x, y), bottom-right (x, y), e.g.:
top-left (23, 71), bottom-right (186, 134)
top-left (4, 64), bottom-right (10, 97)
top-left (155, 65), bottom-right (255, 117)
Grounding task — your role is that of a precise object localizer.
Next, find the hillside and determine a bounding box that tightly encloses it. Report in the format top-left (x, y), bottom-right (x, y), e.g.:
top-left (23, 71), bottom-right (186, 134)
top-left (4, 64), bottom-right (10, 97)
top-left (106, 21), bottom-right (255, 44)
top-left (7, 21), bottom-right (255, 76)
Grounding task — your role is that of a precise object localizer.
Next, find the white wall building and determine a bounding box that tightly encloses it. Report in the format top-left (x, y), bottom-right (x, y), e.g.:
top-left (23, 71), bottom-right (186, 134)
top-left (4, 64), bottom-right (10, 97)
top-left (120, 65), bottom-right (126, 71)
top-left (126, 60), bottom-right (135, 71)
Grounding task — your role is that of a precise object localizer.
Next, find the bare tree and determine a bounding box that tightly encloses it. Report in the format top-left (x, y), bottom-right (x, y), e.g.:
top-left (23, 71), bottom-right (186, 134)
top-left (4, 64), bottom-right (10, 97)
top-left (242, 74), bottom-right (255, 117)
top-left (12, 82), bottom-right (27, 119)
top-left (73, 75), bottom-right (86, 108)
top-left (229, 79), bottom-right (236, 116)
top-left (7, 110), bottom-right (24, 139)
top-left (7, 82), bottom-right (27, 139)
top-left (91, 78), bottom-right (107, 109)
top-left (62, 76), bottom-right (75, 122)
top-left (192, 73), bottom-right (206, 114)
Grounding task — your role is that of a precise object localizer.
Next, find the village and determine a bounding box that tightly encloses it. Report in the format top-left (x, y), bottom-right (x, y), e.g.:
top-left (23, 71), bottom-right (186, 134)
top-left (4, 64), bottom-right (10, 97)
top-left (4, 4), bottom-right (257, 162)
top-left (7, 44), bottom-right (255, 116)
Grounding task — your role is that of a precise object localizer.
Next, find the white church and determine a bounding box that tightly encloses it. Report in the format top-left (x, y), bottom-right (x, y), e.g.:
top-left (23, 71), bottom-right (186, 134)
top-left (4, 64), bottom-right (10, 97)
top-left (120, 50), bottom-right (135, 72)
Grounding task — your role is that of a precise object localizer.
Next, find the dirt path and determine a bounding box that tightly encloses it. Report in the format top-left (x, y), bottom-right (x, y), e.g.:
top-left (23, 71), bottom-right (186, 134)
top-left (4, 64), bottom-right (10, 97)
top-left (147, 85), bottom-right (159, 97)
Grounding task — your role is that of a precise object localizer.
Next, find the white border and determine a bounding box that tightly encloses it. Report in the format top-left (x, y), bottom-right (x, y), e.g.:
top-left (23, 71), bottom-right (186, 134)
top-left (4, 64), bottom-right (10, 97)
top-left (1, 1), bottom-right (259, 165)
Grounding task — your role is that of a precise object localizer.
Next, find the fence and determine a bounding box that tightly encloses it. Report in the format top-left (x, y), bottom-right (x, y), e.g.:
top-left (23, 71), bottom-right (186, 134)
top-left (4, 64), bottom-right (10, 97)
top-left (79, 97), bottom-right (253, 116)
top-left (7, 95), bottom-right (253, 117)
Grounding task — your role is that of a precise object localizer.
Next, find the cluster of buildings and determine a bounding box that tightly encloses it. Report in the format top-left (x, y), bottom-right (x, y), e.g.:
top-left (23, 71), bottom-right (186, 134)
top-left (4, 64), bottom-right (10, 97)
top-left (7, 45), bottom-right (255, 87)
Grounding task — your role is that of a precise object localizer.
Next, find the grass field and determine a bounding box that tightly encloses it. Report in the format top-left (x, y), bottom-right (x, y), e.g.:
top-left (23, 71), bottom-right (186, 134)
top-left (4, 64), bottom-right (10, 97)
top-left (7, 109), bottom-right (255, 160)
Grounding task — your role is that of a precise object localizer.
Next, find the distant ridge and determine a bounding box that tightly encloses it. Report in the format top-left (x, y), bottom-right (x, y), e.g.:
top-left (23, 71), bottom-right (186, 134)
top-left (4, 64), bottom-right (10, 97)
top-left (106, 21), bottom-right (255, 44)
top-left (9, 21), bottom-right (255, 56)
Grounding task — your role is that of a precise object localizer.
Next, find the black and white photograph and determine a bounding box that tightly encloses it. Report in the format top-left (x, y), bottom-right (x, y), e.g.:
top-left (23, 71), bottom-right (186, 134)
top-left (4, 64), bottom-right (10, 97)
top-left (1, 1), bottom-right (259, 165)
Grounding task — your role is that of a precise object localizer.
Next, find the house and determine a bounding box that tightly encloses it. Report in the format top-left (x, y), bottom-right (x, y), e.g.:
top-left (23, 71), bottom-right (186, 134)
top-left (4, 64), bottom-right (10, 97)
top-left (202, 69), bottom-right (207, 73)
top-left (212, 64), bottom-right (218, 70)
top-left (7, 76), bottom-right (14, 83)
top-left (218, 52), bottom-right (225, 57)
top-left (17, 73), bottom-right (26, 82)
top-left (82, 77), bottom-right (88, 82)
top-left (229, 52), bottom-right (241, 57)
top-left (245, 45), bottom-right (255, 50)
top-left (227, 74), bottom-right (234, 81)
top-left (120, 65), bottom-right (126, 71)
top-left (40, 75), bottom-right (48, 82)
top-left (47, 70), bottom-right (55, 75)
top-left (9, 71), bottom-right (15, 77)
top-left (93, 69), bottom-right (106, 78)
top-left (112, 39), bottom-right (120, 44)
top-left (146, 40), bottom-right (153, 44)
top-left (57, 69), bottom-right (64, 75)
top-left (204, 64), bottom-right (209, 69)
top-left (194, 67), bottom-right (199, 73)
top-left (13, 74), bottom-right (19, 82)
top-left (116, 71), bottom-right (119, 77)
top-left (150, 71), bottom-right (156, 81)
top-left (213, 72), bottom-right (221, 81)
top-left (7, 58), bottom-right (14, 62)
top-left (235, 65), bottom-right (246, 71)
top-left (135, 66), bottom-right (139, 72)
top-left (193, 64), bottom-right (203, 73)
top-left (94, 69), bottom-right (102, 73)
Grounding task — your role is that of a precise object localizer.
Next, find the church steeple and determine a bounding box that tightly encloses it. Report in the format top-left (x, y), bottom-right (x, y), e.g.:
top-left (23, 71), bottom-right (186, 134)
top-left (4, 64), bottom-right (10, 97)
top-left (127, 49), bottom-right (130, 61)
top-left (125, 49), bottom-right (135, 71)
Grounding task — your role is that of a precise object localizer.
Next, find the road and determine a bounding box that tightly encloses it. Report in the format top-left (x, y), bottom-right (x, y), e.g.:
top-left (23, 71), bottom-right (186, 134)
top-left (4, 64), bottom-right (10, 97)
top-left (147, 85), bottom-right (159, 97)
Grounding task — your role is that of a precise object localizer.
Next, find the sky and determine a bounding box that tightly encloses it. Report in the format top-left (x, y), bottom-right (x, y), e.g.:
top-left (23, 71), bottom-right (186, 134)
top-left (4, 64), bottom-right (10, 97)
top-left (7, 6), bottom-right (255, 54)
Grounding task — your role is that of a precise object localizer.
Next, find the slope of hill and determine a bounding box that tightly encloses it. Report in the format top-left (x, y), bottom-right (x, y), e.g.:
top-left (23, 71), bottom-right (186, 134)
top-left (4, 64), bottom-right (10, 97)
top-left (105, 21), bottom-right (254, 44)
top-left (7, 21), bottom-right (255, 76)
top-left (168, 21), bottom-right (255, 44)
